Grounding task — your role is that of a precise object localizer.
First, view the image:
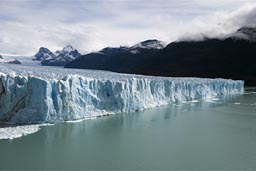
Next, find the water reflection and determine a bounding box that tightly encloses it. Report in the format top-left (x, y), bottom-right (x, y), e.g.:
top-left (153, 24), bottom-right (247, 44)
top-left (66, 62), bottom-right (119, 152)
top-left (1, 91), bottom-right (256, 170)
top-left (41, 93), bottom-right (241, 142)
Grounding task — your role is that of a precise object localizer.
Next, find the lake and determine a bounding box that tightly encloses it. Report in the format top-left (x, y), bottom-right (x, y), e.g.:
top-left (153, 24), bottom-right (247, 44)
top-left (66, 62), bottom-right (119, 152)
top-left (0, 88), bottom-right (256, 170)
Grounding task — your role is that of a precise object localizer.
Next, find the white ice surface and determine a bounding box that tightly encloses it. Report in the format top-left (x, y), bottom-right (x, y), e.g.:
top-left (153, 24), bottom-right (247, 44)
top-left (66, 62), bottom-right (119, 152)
top-left (0, 125), bottom-right (40, 140)
top-left (0, 64), bottom-right (244, 124)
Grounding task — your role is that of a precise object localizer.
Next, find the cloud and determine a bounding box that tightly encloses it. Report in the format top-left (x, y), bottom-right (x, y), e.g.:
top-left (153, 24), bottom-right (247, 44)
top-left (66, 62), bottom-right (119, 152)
top-left (0, 0), bottom-right (256, 55)
top-left (178, 2), bottom-right (256, 41)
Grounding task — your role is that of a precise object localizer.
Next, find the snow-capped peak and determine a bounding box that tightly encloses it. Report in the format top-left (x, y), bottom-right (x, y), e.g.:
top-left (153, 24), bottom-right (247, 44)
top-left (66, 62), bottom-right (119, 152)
top-left (233, 26), bottom-right (256, 41)
top-left (34, 47), bottom-right (55, 61)
top-left (55, 45), bottom-right (80, 56)
top-left (34, 45), bottom-right (82, 66)
top-left (131, 39), bottom-right (167, 50)
top-left (97, 40), bottom-right (166, 55)
top-left (38, 47), bottom-right (52, 54)
top-left (61, 45), bottom-right (75, 53)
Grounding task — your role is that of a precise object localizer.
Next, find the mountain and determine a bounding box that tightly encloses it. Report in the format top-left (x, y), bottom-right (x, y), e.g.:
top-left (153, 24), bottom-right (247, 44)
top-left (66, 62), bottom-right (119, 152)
top-left (130, 39), bottom-right (166, 50)
top-left (0, 55), bottom-right (23, 65)
top-left (34, 47), bottom-right (55, 61)
top-left (233, 26), bottom-right (256, 41)
top-left (34, 45), bottom-right (81, 66)
top-left (6, 59), bottom-right (22, 64)
top-left (65, 28), bottom-right (256, 86)
top-left (65, 39), bottom-right (166, 72)
top-left (136, 27), bottom-right (256, 86)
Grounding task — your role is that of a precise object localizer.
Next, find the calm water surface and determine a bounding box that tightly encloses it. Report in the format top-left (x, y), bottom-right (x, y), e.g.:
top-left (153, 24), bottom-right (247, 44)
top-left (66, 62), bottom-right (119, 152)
top-left (1, 88), bottom-right (256, 170)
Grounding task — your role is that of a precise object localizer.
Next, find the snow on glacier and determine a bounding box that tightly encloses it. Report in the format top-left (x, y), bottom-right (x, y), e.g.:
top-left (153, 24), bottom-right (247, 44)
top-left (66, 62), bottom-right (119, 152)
top-left (0, 64), bottom-right (244, 124)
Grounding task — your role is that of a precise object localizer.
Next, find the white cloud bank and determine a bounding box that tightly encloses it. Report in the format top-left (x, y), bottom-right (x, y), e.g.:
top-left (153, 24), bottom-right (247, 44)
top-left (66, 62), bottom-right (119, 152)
top-left (0, 0), bottom-right (256, 55)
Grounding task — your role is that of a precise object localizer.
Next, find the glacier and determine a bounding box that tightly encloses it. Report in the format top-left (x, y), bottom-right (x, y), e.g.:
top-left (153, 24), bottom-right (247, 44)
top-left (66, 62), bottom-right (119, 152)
top-left (0, 64), bottom-right (244, 124)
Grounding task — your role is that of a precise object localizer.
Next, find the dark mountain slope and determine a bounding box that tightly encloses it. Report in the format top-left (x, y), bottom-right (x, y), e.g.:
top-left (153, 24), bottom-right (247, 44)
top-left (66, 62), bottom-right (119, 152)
top-left (65, 28), bottom-right (256, 86)
top-left (65, 40), bottom-right (165, 73)
top-left (65, 47), bottom-right (160, 73)
top-left (139, 38), bottom-right (256, 85)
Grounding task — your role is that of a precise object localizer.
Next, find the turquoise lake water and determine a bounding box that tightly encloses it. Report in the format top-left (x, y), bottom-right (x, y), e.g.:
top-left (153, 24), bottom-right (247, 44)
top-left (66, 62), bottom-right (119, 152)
top-left (0, 88), bottom-right (256, 170)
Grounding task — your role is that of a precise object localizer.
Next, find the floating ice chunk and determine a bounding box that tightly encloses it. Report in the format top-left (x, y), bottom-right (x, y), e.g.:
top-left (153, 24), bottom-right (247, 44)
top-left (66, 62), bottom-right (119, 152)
top-left (210, 98), bottom-right (220, 101)
top-left (0, 125), bottom-right (40, 140)
top-left (190, 100), bottom-right (200, 103)
top-left (205, 100), bottom-right (222, 104)
top-left (65, 118), bottom-right (87, 123)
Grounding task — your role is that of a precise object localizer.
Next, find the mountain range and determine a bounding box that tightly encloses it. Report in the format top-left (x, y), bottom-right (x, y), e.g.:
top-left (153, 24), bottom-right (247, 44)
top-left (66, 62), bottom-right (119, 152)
top-left (34, 45), bottom-right (81, 66)
top-left (65, 27), bottom-right (256, 86)
top-left (65, 39), bottom-right (166, 73)
top-left (1, 26), bottom-right (255, 85)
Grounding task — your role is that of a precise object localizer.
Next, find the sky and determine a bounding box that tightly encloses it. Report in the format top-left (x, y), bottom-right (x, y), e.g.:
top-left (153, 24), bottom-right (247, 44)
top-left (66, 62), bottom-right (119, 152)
top-left (0, 0), bottom-right (256, 55)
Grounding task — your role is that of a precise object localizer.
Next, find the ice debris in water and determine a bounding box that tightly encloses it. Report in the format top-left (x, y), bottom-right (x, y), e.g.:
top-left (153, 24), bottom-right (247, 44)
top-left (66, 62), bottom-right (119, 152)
top-left (0, 125), bottom-right (40, 140)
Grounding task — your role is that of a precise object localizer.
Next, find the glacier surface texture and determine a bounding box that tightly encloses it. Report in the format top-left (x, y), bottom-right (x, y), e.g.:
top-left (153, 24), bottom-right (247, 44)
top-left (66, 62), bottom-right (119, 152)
top-left (0, 65), bottom-right (244, 124)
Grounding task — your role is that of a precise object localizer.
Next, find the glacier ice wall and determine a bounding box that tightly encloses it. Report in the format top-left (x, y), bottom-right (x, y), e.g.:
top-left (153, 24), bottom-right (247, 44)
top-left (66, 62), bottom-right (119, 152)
top-left (0, 65), bottom-right (244, 124)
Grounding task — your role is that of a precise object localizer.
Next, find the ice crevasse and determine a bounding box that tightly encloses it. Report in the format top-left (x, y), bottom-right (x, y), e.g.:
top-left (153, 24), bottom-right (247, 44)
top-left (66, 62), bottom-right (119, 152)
top-left (0, 65), bottom-right (244, 124)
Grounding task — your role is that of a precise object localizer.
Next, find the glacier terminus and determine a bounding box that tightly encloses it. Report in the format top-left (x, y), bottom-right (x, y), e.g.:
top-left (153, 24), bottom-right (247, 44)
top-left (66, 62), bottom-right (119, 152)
top-left (0, 64), bottom-right (244, 124)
